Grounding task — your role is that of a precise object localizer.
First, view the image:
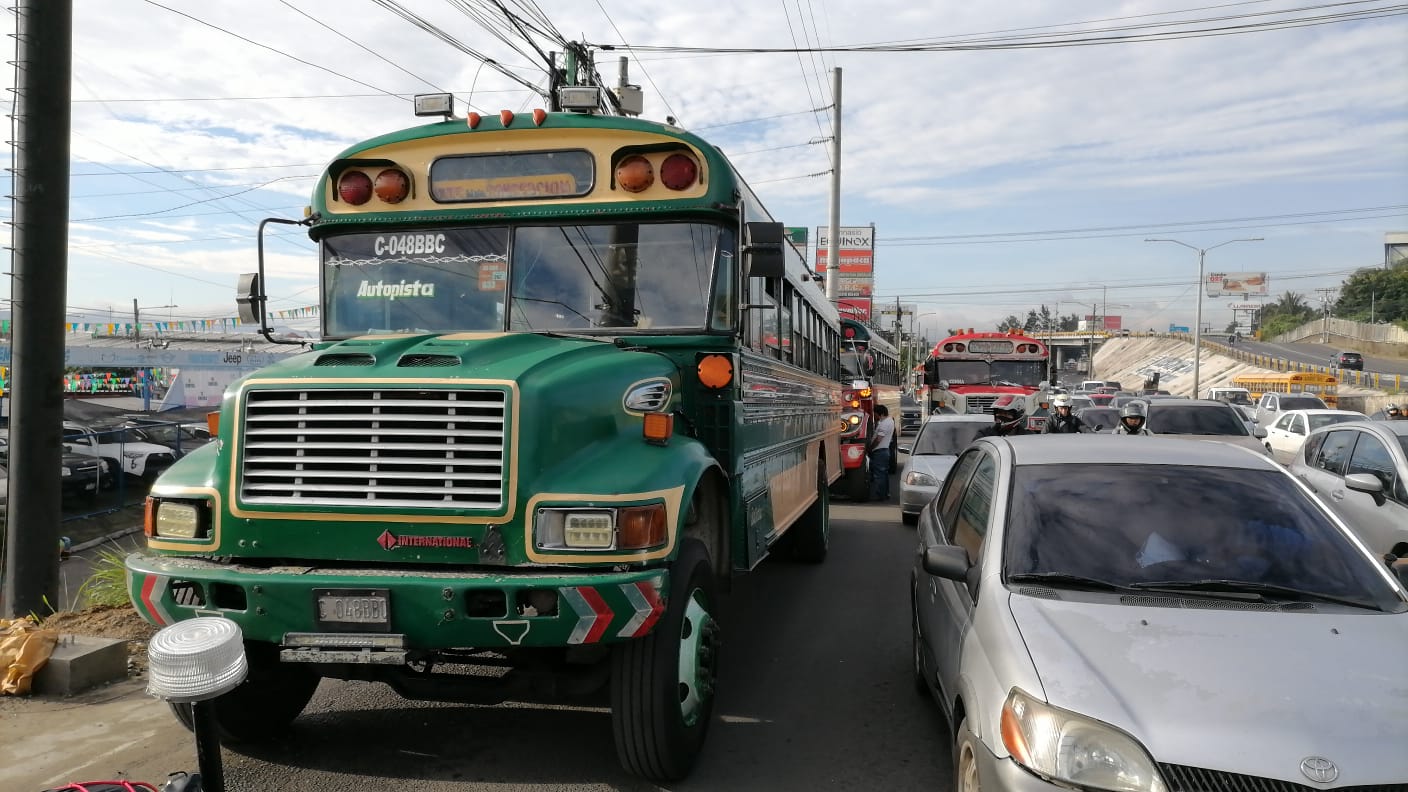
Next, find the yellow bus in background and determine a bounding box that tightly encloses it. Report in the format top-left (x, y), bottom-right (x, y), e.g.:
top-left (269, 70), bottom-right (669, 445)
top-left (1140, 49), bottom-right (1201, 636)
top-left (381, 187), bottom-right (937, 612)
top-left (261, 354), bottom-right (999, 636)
top-left (1232, 373), bottom-right (1339, 407)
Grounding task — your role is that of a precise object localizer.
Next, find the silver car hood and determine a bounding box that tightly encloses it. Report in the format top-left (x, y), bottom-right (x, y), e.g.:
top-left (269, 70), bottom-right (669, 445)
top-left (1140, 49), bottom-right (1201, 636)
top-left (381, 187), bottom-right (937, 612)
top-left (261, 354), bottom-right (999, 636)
top-left (1009, 595), bottom-right (1408, 785)
top-left (1157, 434), bottom-right (1267, 454)
top-left (905, 454), bottom-right (959, 481)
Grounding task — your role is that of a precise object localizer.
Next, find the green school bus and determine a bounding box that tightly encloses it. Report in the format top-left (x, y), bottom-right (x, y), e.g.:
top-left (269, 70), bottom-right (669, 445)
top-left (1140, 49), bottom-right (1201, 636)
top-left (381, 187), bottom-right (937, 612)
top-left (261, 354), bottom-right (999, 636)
top-left (125, 100), bottom-right (842, 781)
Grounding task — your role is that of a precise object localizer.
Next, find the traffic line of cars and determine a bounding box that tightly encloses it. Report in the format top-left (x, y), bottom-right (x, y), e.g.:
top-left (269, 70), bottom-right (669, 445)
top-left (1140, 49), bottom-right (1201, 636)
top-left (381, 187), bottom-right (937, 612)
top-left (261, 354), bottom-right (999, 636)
top-left (896, 393), bottom-right (1408, 790)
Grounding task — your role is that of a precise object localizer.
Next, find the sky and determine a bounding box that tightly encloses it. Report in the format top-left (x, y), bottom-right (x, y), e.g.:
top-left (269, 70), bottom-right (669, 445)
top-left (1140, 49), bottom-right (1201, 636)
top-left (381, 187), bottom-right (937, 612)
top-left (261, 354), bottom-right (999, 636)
top-left (5, 0), bottom-right (1407, 343)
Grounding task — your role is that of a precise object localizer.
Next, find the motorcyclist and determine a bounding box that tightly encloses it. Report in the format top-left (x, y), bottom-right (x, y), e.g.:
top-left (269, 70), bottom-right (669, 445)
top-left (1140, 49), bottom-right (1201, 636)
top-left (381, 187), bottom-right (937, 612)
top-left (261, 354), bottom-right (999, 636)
top-left (1113, 400), bottom-right (1153, 435)
top-left (1041, 393), bottom-right (1085, 434)
top-left (1387, 403), bottom-right (1405, 420)
top-left (978, 394), bottom-right (1030, 437)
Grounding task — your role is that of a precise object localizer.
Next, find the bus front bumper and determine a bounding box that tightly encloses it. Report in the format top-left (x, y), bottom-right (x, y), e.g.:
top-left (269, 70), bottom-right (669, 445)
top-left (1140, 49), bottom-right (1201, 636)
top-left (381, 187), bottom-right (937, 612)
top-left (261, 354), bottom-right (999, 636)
top-left (125, 553), bottom-right (668, 651)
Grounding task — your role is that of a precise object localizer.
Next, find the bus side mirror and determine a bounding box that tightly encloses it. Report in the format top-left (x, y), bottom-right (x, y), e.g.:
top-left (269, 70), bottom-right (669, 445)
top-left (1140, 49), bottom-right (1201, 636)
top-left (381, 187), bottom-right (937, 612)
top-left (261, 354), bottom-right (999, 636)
top-left (743, 222), bottom-right (786, 279)
top-left (236, 272), bottom-right (263, 324)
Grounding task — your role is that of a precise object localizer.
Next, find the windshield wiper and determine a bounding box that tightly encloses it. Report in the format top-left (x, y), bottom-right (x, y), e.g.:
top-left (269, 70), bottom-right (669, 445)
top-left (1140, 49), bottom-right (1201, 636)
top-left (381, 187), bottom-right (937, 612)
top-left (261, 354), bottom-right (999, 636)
top-left (1132, 579), bottom-right (1378, 610)
top-left (1006, 572), bottom-right (1139, 592)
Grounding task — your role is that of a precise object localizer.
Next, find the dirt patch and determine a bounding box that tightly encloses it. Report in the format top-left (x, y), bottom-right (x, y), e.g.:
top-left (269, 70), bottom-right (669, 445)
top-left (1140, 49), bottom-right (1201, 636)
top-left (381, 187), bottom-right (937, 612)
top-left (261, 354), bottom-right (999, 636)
top-left (42, 604), bottom-right (157, 673)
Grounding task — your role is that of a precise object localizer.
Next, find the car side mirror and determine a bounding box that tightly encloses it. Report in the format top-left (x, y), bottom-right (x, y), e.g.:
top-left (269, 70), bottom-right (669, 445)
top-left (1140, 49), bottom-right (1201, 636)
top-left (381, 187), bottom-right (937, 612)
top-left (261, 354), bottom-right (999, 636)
top-left (1344, 473), bottom-right (1384, 499)
top-left (1253, 427), bottom-right (1267, 439)
top-left (922, 545), bottom-right (971, 582)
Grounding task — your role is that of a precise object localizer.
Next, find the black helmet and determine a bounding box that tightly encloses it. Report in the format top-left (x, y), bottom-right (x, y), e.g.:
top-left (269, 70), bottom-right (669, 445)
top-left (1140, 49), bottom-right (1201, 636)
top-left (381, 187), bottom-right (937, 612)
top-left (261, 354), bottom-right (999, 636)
top-left (990, 394), bottom-right (1026, 431)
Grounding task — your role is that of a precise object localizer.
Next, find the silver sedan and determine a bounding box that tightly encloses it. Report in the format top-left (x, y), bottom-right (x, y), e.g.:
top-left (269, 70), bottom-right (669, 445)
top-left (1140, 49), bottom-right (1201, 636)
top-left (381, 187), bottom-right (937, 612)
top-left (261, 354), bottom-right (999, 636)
top-left (898, 416), bottom-right (991, 525)
top-left (912, 435), bottom-right (1408, 791)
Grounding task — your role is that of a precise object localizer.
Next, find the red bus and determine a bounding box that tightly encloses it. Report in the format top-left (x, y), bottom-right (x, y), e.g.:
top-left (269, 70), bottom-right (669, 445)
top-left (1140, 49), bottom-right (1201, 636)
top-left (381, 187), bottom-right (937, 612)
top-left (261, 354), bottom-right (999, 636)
top-left (835, 318), bottom-right (902, 499)
top-left (924, 329), bottom-right (1051, 430)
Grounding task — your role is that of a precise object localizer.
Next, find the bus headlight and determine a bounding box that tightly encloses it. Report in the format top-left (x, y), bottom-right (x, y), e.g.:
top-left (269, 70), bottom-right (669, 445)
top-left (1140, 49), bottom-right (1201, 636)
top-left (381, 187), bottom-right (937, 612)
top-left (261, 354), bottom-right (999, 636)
top-left (841, 412), bottom-right (865, 437)
top-left (535, 504), bottom-right (669, 552)
top-left (149, 500), bottom-right (208, 540)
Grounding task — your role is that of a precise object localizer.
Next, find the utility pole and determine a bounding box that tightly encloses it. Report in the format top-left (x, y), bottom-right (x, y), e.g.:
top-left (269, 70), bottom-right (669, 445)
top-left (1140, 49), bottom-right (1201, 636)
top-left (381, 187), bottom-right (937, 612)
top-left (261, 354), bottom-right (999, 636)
top-left (4, 0), bottom-right (73, 618)
top-left (1314, 287), bottom-right (1336, 343)
top-left (824, 67), bottom-right (842, 302)
top-left (133, 299), bottom-right (177, 342)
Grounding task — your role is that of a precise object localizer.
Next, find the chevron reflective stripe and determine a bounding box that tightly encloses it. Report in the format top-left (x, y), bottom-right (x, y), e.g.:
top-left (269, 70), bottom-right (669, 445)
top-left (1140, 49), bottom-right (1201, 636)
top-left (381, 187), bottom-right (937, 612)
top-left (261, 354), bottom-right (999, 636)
top-left (560, 586), bottom-right (614, 644)
top-left (617, 578), bottom-right (665, 639)
top-left (136, 572), bottom-right (173, 627)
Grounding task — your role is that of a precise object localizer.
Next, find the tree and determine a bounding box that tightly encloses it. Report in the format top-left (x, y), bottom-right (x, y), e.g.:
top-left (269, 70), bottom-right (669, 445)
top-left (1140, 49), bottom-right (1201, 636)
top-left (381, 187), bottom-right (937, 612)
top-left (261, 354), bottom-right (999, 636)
top-left (1257, 290), bottom-right (1318, 338)
top-left (1334, 263), bottom-right (1408, 326)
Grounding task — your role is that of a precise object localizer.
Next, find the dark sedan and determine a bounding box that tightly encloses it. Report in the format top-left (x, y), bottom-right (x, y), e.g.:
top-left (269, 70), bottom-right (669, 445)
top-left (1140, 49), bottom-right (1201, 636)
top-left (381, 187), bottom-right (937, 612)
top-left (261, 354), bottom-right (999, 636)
top-left (1334, 351), bottom-right (1365, 371)
top-left (1076, 406), bottom-right (1120, 432)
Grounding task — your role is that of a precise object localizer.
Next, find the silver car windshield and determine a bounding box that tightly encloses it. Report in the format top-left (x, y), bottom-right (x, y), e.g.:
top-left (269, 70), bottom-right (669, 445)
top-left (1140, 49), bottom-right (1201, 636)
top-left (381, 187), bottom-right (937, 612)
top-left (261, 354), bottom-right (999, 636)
top-left (913, 422), bottom-right (988, 455)
top-left (1003, 464), bottom-right (1403, 611)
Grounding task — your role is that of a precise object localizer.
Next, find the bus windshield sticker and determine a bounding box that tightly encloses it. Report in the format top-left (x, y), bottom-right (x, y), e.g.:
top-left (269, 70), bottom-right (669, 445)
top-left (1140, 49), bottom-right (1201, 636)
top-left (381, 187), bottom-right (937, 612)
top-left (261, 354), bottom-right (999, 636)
top-left (430, 151), bottom-right (595, 203)
top-left (478, 260), bottom-right (508, 291)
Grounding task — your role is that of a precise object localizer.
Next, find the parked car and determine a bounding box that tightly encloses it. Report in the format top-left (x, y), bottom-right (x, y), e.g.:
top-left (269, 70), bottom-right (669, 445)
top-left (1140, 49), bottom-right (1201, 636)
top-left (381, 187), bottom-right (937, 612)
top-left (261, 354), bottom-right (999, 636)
top-left (62, 421), bottom-right (177, 483)
top-left (1068, 395), bottom-right (1096, 411)
top-left (1144, 399), bottom-right (1269, 454)
top-left (898, 416), bottom-right (991, 525)
top-left (1254, 392), bottom-right (1328, 428)
top-left (1075, 406), bottom-right (1120, 432)
top-left (1289, 420), bottom-right (1408, 557)
top-left (0, 432), bottom-right (110, 499)
top-left (1332, 351), bottom-right (1364, 371)
top-left (115, 420), bottom-right (214, 459)
top-left (1262, 409), bottom-right (1366, 464)
top-left (912, 435), bottom-right (1408, 792)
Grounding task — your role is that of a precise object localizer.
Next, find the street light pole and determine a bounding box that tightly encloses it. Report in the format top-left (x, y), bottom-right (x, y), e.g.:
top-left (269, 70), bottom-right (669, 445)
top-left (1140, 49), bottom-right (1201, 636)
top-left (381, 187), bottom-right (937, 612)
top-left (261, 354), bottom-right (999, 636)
top-left (1145, 237), bottom-right (1263, 397)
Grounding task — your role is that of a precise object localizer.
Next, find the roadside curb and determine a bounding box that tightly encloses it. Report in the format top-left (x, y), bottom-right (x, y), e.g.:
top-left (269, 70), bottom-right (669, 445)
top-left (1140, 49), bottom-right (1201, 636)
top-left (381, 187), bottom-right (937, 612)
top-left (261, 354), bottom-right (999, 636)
top-left (71, 525), bottom-right (142, 554)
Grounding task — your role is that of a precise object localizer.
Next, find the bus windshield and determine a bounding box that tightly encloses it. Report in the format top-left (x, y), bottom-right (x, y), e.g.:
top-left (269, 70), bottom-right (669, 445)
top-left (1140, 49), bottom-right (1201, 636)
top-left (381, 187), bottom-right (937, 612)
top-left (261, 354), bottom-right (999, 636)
top-left (321, 223), bottom-right (723, 337)
top-left (935, 359), bottom-right (1045, 387)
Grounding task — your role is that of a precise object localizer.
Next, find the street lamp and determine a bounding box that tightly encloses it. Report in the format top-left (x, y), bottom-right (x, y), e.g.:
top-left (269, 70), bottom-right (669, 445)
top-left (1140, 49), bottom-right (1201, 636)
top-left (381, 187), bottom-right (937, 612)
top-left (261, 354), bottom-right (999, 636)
top-left (1145, 237), bottom-right (1263, 397)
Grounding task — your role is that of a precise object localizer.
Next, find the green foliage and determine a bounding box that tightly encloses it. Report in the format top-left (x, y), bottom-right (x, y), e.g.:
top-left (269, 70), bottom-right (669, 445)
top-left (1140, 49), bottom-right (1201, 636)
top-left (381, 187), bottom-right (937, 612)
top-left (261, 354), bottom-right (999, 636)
top-left (996, 304), bottom-right (1079, 332)
top-left (1333, 263), bottom-right (1408, 323)
top-left (77, 548), bottom-right (133, 608)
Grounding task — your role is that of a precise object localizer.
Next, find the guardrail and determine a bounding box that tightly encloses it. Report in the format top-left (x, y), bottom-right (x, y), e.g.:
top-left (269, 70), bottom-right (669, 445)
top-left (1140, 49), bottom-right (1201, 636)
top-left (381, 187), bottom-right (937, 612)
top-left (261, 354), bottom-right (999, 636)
top-left (1199, 339), bottom-right (1404, 392)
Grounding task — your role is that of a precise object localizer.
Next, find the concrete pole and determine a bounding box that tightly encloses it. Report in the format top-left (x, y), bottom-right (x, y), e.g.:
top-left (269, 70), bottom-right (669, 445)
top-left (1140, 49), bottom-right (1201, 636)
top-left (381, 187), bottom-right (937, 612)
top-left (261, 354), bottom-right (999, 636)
top-left (825, 67), bottom-right (842, 302)
top-left (1193, 249), bottom-right (1206, 397)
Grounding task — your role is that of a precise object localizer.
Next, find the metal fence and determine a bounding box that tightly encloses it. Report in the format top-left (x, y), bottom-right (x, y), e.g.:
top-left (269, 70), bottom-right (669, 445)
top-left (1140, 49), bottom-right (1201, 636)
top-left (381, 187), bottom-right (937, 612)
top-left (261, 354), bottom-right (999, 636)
top-left (1272, 317), bottom-right (1408, 345)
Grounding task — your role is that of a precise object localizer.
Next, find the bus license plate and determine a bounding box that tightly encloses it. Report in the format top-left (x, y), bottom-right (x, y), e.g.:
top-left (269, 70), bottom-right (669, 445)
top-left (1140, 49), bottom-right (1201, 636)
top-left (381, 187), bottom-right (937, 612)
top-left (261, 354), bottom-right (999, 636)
top-left (314, 589), bottom-right (390, 629)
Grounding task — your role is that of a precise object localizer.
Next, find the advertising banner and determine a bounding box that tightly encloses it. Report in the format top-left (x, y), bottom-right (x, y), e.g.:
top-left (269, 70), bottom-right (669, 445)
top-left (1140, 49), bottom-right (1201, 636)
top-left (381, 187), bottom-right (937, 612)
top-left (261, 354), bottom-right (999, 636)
top-left (816, 225), bottom-right (875, 321)
top-left (1083, 315), bottom-right (1123, 331)
top-left (785, 226), bottom-right (808, 259)
top-left (1206, 272), bottom-right (1269, 297)
top-left (1227, 301), bottom-right (1263, 311)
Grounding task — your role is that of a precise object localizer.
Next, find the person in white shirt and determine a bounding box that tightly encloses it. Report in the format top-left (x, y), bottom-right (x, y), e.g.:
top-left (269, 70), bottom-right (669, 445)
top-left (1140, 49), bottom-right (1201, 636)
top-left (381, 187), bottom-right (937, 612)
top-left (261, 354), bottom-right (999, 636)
top-left (866, 405), bottom-right (897, 501)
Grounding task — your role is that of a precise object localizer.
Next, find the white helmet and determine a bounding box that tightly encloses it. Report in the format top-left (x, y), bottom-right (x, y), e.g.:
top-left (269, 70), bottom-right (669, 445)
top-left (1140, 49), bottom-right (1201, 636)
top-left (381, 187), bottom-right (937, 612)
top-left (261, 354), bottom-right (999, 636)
top-left (1051, 394), bottom-right (1073, 409)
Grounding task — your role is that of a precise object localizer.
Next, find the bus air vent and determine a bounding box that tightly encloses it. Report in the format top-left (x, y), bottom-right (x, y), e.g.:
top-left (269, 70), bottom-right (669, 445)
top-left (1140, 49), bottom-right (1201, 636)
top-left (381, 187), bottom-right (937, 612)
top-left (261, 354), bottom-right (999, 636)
top-left (238, 388), bottom-right (508, 510)
top-left (398, 354), bottom-right (462, 368)
top-left (314, 353), bottom-right (377, 367)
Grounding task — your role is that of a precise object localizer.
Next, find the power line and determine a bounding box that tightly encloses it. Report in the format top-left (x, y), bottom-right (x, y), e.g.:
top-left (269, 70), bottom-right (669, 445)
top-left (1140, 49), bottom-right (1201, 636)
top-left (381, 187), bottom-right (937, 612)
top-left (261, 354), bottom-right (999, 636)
top-left (592, 0), bottom-right (681, 122)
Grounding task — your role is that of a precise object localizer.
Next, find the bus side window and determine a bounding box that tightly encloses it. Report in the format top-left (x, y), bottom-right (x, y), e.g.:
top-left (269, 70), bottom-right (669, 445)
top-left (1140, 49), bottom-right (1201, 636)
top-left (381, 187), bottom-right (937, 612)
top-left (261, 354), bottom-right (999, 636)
top-left (747, 276), bottom-right (776, 356)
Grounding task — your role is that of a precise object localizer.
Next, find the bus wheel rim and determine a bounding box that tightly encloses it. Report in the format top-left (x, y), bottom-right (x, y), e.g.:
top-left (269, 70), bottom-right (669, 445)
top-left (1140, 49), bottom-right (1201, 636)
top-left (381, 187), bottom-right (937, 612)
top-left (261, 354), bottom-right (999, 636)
top-left (676, 590), bottom-right (717, 727)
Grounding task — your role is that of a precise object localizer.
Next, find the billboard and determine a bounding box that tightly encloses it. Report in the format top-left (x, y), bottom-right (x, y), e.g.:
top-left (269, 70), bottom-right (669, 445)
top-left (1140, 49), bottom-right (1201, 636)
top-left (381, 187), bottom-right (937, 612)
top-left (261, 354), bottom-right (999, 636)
top-left (1206, 272), bottom-right (1269, 297)
top-left (1082, 315), bottom-right (1123, 331)
top-left (1227, 301), bottom-right (1263, 311)
top-left (816, 225), bottom-right (874, 319)
top-left (1168, 325), bottom-right (1191, 333)
top-left (785, 226), bottom-right (808, 258)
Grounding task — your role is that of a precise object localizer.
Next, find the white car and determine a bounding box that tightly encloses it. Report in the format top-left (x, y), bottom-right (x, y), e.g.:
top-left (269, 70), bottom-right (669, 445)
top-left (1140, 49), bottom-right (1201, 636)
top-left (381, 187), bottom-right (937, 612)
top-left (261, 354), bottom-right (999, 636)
top-left (1262, 409), bottom-right (1366, 464)
top-left (898, 416), bottom-right (991, 525)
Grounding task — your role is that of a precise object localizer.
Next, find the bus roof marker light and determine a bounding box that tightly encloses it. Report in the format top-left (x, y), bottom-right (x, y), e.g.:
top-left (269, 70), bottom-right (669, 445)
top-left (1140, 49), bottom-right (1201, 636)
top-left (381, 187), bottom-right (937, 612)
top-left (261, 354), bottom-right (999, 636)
top-left (337, 171), bottom-right (373, 205)
top-left (499, 109), bottom-right (515, 127)
top-left (660, 153), bottom-right (698, 190)
top-left (532, 108), bottom-right (547, 126)
top-left (374, 169), bottom-right (410, 204)
top-left (467, 112), bottom-right (482, 129)
top-left (616, 155), bottom-right (654, 192)
top-left (413, 93), bottom-right (454, 119)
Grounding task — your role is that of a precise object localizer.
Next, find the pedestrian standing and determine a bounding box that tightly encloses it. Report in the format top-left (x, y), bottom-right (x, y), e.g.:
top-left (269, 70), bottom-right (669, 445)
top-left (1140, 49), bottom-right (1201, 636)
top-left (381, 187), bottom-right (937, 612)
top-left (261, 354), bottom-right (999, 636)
top-left (867, 405), bottom-right (896, 501)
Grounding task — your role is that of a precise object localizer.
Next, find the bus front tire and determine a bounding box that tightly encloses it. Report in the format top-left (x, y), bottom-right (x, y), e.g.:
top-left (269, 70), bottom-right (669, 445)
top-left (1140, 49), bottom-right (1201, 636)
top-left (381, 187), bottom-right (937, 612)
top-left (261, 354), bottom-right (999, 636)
top-left (169, 640), bottom-right (319, 743)
top-left (611, 539), bottom-right (719, 782)
top-left (841, 459), bottom-right (869, 502)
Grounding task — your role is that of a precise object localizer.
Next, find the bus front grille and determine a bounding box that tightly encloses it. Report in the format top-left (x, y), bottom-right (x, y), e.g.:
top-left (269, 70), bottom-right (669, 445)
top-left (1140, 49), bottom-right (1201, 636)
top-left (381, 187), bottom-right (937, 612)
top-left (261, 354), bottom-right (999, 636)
top-left (966, 396), bottom-right (997, 414)
top-left (238, 388), bottom-right (507, 510)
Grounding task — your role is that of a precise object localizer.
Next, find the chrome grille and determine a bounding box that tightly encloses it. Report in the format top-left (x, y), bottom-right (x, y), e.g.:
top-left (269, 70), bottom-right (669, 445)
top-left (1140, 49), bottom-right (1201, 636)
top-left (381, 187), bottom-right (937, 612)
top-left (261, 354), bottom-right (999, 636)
top-left (1160, 764), bottom-right (1407, 792)
top-left (966, 395), bottom-right (997, 414)
top-left (239, 388), bottom-right (507, 509)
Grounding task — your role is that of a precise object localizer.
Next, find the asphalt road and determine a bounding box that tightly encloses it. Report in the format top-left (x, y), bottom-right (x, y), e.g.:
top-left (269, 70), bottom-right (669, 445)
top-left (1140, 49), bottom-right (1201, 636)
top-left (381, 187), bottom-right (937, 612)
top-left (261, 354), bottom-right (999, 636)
top-left (7, 464), bottom-right (956, 791)
top-left (1230, 337), bottom-right (1408, 378)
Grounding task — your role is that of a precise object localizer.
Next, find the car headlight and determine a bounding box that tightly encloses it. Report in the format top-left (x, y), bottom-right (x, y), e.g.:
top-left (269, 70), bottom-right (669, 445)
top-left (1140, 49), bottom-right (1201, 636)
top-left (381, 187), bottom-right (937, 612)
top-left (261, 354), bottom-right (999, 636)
top-left (148, 500), bottom-right (210, 540)
top-left (535, 504), bottom-right (668, 551)
top-left (123, 450), bottom-right (144, 459)
top-left (904, 470), bottom-right (939, 487)
top-left (1001, 688), bottom-right (1167, 792)
top-left (61, 466), bottom-right (73, 477)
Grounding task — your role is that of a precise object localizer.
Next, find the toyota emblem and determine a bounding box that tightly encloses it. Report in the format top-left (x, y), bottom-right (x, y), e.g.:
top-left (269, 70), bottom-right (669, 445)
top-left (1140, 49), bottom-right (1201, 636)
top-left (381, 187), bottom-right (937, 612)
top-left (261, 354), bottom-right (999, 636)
top-left (1300, 757), bottom-right (1339, 784)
